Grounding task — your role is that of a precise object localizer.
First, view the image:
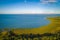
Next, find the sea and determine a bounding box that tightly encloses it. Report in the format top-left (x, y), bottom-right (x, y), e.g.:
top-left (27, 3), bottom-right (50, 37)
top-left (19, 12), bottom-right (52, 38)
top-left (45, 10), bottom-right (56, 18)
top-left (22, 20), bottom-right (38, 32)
top-left (0, 14), bottom-right (60, 29)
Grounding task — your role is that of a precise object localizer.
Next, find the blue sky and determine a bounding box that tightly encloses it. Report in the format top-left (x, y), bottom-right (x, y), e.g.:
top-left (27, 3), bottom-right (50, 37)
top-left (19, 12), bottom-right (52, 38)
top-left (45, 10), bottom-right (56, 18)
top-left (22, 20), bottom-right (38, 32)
top-left (0, 0), bottom-right (60, 14)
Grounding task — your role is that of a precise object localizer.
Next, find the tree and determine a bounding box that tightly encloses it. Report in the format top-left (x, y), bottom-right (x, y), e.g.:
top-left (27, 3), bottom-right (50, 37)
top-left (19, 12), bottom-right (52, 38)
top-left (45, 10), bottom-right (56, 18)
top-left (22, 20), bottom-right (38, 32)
top-left (29, 33), bottom-right (35, 40)
top-left (24, 34), bottom-right (29, 40)
top-left (20, 34), bottom-right (25, 40)
top-left (43, 33), bottom-right (53, 40)
top-left (36, 34), bottom-right (42, 40)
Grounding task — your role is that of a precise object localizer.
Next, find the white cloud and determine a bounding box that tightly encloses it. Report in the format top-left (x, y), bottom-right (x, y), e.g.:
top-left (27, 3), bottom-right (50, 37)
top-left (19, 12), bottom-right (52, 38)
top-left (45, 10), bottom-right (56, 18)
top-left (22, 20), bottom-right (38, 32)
top-left (40, 0), bottom-right (57, 4)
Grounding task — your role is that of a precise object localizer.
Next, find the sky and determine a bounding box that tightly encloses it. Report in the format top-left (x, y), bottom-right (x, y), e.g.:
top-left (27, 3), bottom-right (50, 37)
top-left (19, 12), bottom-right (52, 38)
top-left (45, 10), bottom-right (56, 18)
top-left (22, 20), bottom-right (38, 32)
top-left (0, 0), bottom-right (60, 14)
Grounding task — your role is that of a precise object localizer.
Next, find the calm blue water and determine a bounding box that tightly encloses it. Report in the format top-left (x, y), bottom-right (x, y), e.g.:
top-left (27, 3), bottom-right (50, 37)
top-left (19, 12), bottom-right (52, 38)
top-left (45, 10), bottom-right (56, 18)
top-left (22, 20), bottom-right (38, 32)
top-left (0, 14), bottom-right (60, 29)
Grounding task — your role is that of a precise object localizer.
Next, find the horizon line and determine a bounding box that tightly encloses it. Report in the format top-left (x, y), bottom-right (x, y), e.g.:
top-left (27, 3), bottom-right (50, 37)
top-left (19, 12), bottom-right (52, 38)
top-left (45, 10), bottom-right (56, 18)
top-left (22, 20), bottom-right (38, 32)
top-left (0, 13), bottom-right (60, 14)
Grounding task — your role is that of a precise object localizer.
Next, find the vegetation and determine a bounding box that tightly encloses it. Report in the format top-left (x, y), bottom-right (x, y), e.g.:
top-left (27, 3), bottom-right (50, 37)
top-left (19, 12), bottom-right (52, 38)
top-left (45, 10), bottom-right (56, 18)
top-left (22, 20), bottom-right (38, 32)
top-left (0, 30), bottom-right (60, 40)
